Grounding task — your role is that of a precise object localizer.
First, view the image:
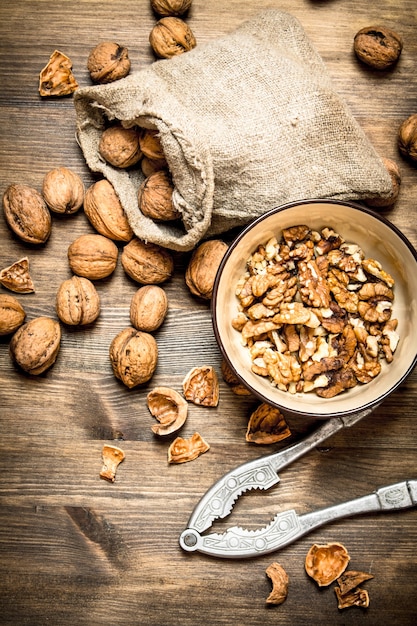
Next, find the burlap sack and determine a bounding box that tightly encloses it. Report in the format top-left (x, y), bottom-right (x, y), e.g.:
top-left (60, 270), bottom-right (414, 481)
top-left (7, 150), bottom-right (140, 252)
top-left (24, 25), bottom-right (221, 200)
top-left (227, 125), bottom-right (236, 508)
top-left (74, 9), bottom-right (392, 252)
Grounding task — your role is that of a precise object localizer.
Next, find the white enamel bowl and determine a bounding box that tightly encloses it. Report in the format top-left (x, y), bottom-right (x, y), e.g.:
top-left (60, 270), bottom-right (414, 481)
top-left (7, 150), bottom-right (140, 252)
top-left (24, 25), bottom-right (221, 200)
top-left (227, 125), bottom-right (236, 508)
top-left (212, 200), bottom-right (417, 418)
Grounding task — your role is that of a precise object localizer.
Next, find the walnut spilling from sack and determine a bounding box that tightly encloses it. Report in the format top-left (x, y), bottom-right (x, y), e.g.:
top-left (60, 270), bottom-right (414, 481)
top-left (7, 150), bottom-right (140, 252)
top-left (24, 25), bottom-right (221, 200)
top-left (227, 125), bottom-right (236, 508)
top-left (233, 225), bottom-right (399, 398)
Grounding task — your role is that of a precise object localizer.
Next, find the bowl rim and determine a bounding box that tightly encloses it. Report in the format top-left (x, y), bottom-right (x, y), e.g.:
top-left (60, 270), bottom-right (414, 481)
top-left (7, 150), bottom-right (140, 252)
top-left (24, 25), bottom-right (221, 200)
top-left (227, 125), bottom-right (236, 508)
top-left (211, 198), bottom-right (417, 418)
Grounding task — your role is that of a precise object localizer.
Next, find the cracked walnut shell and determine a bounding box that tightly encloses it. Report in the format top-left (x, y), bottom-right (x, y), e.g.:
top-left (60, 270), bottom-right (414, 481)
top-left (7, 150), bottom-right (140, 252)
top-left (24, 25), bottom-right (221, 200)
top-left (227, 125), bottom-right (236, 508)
top-left (265, 562), bottom-right (289, 605)
top-left (99, 125), bottom-right (142, 168)
top-left (109, 327), bottom-right (158, 388)
top-left (0, 257), bottom-right (35, 294)
top-left (168, 432), bottom-right (210, 464)
top-left (121, 238), bottom-right (174, 284)
top-left (147, 386), bottom-right (188, 436)
top-left (305, 543), bottom-right (350, 587)
top-left (56, 276), bottom-right (100, 326)
top-left (130, 285), bottom-right (168, 332)
top-left (84, 179), bottom-right (133, 242)
top-left (42, 167), bottom-right (84, 214)
top-left (9, 316), bottom-right (61, 375)
top-left (0, 294), bottom-right (26, 336)
top-left (354, 26), bottom-right (403, 69)
top-left (149, 17), bottom-right (196, 58)
top-left (183, 365), bottom-right (219, 407)
top-left (68, 234), bottom-right (118, 280)
top-left (87, 42), bottom-right (130, 84)
top-left (246, 403), bottom-right (291, 444)
top-left (39, 50), bottom-right (78, 96)
top-left (3, 184), bottom-right (51, 244)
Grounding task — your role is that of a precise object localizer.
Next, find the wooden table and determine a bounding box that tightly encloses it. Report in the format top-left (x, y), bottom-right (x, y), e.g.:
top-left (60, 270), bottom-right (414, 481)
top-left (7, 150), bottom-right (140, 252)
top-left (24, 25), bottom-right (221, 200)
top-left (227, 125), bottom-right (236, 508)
top-left (1, 1), bottom-right (416, 624)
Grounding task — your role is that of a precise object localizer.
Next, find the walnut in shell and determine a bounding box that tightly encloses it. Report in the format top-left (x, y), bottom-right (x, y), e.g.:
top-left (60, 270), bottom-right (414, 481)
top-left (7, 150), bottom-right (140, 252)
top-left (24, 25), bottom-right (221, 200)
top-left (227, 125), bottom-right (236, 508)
top-left (68, 234), bottom-right (118, 280)
top-left (183, 365), bottom-right (219, 407)
top-left (365, 158), bottom-right (401, 207)
top-left (39, 50), bottom-right (78, 96)
top-left (121, 238), bottom-right (174, 284)
top-left (147, 386), bottom-right (188, 436)
top-left (139, 129), bottom-right (166, 161)
top-left (109, 327), bottom-right (158, 388)
top-left (130, 285), bottom-right (168, 332)
top-left (149, 17), bottom-right (196, 58)
top-left (353, 26), bottom-right (403, 70)
top-left (9, 316), bottom-right (61, 375)
top-left (305, 543), bottom-right (350, 587)
top-left (265, 562), bottom-right (289, 605)
top-left (168, 432), bottom-right (210, 464)
top-left (0, 257), bottom-right (35, 293)
top-left (84, 179), bottom-right (133, 242)
top-left (42, 167), bottom-right (84, 214)
top-left (138, 170), bottom-right (179, 221)
top-left (398, 114), bottom-right (417, 162)
top-left (141, 157), bottom-right (168, 178)
top-left (3, 184), bottom-right (51, 244)
top-left (99, 125), bottom-right (142, 168)
top-left (0, 294), bottom-right (26, 336)
top-left (185, 240), bottom-right (228, 300)
top-left (56, 276), bottom-right (100, 325)
top-left (87, 42), bottom-right (130, 84)
top-left (151, 0), bottom-right (192, 17)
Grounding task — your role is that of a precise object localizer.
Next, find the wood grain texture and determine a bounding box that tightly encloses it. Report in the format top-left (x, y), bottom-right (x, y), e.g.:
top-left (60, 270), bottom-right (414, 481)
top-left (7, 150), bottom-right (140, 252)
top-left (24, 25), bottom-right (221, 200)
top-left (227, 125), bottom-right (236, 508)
top-left (0, 1), bottom-right (416, 624)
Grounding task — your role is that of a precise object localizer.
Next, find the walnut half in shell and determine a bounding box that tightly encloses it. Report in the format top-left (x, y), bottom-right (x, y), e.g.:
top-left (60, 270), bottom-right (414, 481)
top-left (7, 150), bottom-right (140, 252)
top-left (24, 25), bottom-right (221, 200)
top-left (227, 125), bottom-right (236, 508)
top-left (147, 386), bottom-right (188, 436)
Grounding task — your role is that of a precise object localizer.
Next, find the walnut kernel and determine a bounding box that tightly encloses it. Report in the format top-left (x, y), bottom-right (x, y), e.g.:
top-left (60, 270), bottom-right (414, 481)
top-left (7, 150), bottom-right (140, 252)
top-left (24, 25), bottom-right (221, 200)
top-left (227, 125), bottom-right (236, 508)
top-left (39, 50), bottom-right (78, 96)
top-left (42, 167), bottom-right (84, 214)
top-left (183, 365), bottom-right (219, 406)
top-left (130, 285), bottom-right (168, 332)
top-left (68, 234), bottom-right (118, 280)
top-left (56, 276), bottom-right (100, 325)
top-left (99, 125), bottom-right (142, 168)
top-left (353, 26), bottom-right (403, 70)
top-left (84, 179), bottom-right (133, 242)
top-left (87, 42), bottom-right (130, 84)
top-left (398, 114), bottom-right (417, 162)
top-left (0, 294), bottom-right (26, 336)
top-left (0, 257), bottom-right (35, 294)
top-left (109, 327), bottom-right (158, 388)
top-left (3, 183), bottom-right (51, 244)
top-left (9, 316), bottom-right (61, 375)
top-left (246, 403), bottom-right (291, 444)
top-left (121, 238), bottom-right (174, 284)
top-left (149, 17), bottom-right (196, 59)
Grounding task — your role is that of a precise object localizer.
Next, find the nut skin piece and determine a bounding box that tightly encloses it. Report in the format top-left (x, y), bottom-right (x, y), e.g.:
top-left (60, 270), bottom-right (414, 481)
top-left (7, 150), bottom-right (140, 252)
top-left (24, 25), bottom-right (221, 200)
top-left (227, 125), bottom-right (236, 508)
top-left (121, 238), bottom-right (174, 284)
top-left (9, 316), bottom-right (61, 375)
top-left (138, 170), bottom-right (179, 221)
top-left (84, 179), bottom-right (133, 242)
top-left (147, 386), bottom-right (188, 436)
top-left (398, 114), bottom-right (417, 162)
top-left (56, 276), bottom-right (100, 326)
top-left (353, 26), bottom-right (403, 70)
top-left (0, 294), bottom-right (26, 336)
top-left (183, 365), bottom-right (219, 406)
top-left (39, 50), bottom-right (78, 96)
top-left (265, 562), bottom-right (289, 605)
top-left (3, 183), bottom-right (51, 244)
top-left (185, 240), bottom-right (228, 300)
top-left (87, 42), bottom-right (130, 84)
top-left (168, 432), bottom-right (210, 464)
top-left (149, 17), bottom-right (197, 59)
top-left (0, 257), bottom-right (35, 293)
top-left (100, 444), bottom-right (125, 482)
top-left (68, 234), bottom-right (118, 280)
top-left (365, 158), bottom-right (401, 207)
top-left (109, 327), bottom-right (158, 388)
top-left (151, 0), bottom-right (192, 17)
top-left (130, 285), bottom-right (168, 332)
top-left (42, 167), bottom-right (85, 214)
top-left (99, 125), bottom-right (142, 169)
top-left (305, 543), bottom-right (350, 587)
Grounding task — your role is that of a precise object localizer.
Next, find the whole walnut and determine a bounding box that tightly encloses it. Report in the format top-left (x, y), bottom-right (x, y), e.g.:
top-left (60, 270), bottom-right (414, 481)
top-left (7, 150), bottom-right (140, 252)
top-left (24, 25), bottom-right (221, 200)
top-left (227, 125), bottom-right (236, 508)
top-left (42, 167), bottom-right (84, 214)
top-left (109, 327), bottom-right (158, 388)
top-left (56, 276), bottom-right (100, 325)
top-left (151, 0), bottom-right (192, 17)
top-left (2, 183), bottom-right (51, 244)
top-left (149, 17), bottom-right (196, 59)
top-left (68, 233), bottom-right (118, 280)
top-left (87, 42), bottom-right (130, 84)
top-left (0, 294), bottom-right (26, 336)
top-left (84, 179), bottom-right (133, 241)
top-left (141, 157), bottom-right (168, 178)
top-left (138, 170), bottom-right (179, 221)
top-left (99, 125), bottom-right (142, 168)
top-left (121, 238), bottom-right (174, 284)
top-left (10, 316), bottom-right (61, 375)
top-left (354, 26), bottom-right (403, 70)
top-left (365, 158), bottom-right (401, 207)
top-left (130, 285), bottom-right (168, 332)
top-left (139, 129), bottom-right (166, 161)
top-left (185, 239), bottom-right (228, 299)
top-left (398, 114), bottom-right (417, 162)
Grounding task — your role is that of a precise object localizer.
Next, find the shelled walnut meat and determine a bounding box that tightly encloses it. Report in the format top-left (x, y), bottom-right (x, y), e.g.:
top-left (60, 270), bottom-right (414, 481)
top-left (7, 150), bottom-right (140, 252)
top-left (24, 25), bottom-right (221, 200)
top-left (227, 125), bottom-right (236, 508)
top-left (265, 562), bottom-right (289, 605)
top-left (185, 239), bottom-right (228, 300)
top-left (3, 183), bottom-right (51, 244)
top-left (121, 238), bottom-right (174, 284)
top-left (246, 403), bottom-right (291, 444)
top-left (354, 25), bottom-right (403, 69)
top-left (84, 179), bottom-right (133, 242)
top-left (56, 276), bottom-right (100, 326)
top-left (109, 327), bottom-right (158, 388)
top-left (42, 167), bottom-right (84, 214)
top-left (87, 42), bottom-right (131, 84)
top-left (68, 233), bottom-right (118, 280)
top-left (0, 257), bottom-right (35, 294)
top-left (149, 17), bottom-right (196, 58)
top-left (99, 124), bottom-right (142, 168)
top-left (9, 316), bottom-right (61, 375)
top-left (130, 285), bottom-right (168, 332)
top-left (0, 294), bottom-right (26, 336)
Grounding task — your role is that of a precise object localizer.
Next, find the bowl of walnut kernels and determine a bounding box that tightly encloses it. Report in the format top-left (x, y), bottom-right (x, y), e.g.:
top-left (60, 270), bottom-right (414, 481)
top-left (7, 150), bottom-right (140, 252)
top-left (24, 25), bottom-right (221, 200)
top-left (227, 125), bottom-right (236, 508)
top-left (212, 199), bottom-right (417, 418)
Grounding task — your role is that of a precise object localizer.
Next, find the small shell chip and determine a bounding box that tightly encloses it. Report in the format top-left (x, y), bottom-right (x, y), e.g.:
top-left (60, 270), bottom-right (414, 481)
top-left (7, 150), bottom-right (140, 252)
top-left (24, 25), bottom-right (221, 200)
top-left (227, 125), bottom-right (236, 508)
top-left (168, 432), bottom-right (210, 464)
top-left (100, 445), bottom-right (125, 482)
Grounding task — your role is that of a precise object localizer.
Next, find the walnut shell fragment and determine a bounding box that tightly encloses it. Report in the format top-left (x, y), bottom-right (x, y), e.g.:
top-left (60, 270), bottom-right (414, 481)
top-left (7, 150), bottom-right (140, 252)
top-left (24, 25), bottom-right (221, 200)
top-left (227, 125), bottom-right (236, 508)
top-left (56, 276), bottom-right (100, 325)
top-left (100, 444), bottom-right (125, 482)
top-left (334, 586), bottom-right (370, 610)
top-left (305, 543), bottom-right (350, 587)
top-left (353, 26), bottom-right (403, 70)
top-left (265, 562), bottom-right (289, 605)
top-left (168, 432), bottom-right (210, 464)
top-left (109, 327), bottom-right (158, 388)
top-left (147, 386), bottom-right (188, 436)
top-left (0, 294), bottom-right (26, 336)
top-left (183, 365), bottom-right (219, 406)
top-left (39, 50), bottom-right (78, 96)
top-left (246, 403), bottom-right (291, 444)
top-left (0, 257), bottom-right (35, 293)
top-left (87, 42), bottom-right (130, 84)
top-left (221, 359), bottom-right (252, 396)
top-left (9, 316), bottom-right (61, 375)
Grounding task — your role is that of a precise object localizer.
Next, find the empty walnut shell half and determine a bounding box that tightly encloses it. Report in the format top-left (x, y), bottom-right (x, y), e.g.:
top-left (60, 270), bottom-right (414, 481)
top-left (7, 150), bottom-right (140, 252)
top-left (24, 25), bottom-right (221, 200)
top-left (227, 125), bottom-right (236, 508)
top-left (121, 238), bottom-right (174, 284)
top-left (305, 543), bottom-right (350, 587)
top-left (9, 316), bottom-right (61, 375)
top-left (168, 432), bottom-right (210, 464)
top-left (39, 50), bottom-right (78, 96)
top-left (265, 562), bottom-right (289, 605)
top-left (100, 444), bottom-right (125, 482)
top-left (185, 240), bottom-right (228, 300)
top-left (147, 386), bottom-right (188, 436)
top-left (42, 167), bottom-right (85, 214)
top-left (398, 113), bottom-right (417, 162)
top-left (87, 42), bottom-right (130, 84)
top-left (99, 125), bottom-right (142, 169)
top-left (183, 365), bottom-right (219, 407)
top-left (0, 294), bottom-right (26, 336)
top-left (149, 17), bottom-right (196, 59)
top-left (0, 257), bottom-right (35, 294)
top-left (353, 26), bottom-right (403, 70)
top-left (109, 327), bottom-right (158, 388)
top-left (68, 233), bottom-right (118, 280)
top-left (3, 183), bottom-right (51, 244)
top-left (246, 403), bottom-right (291, 444)
top-left (56, 276), bottom-right (100, 326)
top-left (84, 179), bottom-right (133, 242)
